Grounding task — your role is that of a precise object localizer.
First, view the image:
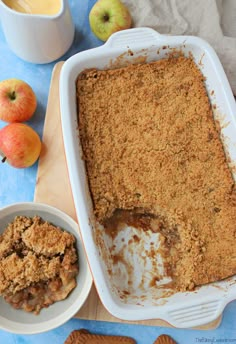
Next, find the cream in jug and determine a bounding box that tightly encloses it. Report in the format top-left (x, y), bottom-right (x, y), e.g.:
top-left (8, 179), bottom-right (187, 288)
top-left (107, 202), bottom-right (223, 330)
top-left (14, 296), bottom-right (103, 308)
top-left (2, 0), bottom-right (61, 15)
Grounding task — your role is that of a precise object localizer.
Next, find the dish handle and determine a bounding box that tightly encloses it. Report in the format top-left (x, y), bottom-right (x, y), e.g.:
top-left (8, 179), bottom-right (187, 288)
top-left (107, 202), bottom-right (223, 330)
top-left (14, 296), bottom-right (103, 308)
top-left (105, 27), bottom-right (164, 49)
top-left (166, 298), bottom-right (230, 328)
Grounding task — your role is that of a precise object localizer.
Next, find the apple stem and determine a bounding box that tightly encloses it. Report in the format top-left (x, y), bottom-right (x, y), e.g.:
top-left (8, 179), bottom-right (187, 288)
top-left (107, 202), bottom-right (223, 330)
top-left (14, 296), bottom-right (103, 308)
top-left (1, 156), bottom-right (6, 163)
top-left (9, 91), bottom-right (16, 101)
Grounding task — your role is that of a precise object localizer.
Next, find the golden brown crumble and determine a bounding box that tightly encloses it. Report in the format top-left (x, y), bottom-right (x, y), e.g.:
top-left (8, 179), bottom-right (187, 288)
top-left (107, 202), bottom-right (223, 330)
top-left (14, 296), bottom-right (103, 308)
top-left (0, 216), bottom-right (79, 314)
top-left (77, 56), bottom-right (236, 291)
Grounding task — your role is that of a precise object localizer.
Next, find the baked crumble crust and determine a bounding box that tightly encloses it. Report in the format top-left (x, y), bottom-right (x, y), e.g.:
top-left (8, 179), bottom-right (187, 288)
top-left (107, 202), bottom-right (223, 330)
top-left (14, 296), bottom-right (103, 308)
top-left (22, 216), bottom-right (75, 257)
top-left (0, 216), bottom-right (79, 314)
top-left (77, 56), bottom-right (236, 291)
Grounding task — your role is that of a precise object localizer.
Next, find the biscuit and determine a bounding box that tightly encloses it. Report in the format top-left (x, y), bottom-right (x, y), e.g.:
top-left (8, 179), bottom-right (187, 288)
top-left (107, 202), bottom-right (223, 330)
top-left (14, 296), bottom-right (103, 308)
top-left (153, 334), bottom-right (177, 344)
top-left (64, 329), bottom-right (136, 344)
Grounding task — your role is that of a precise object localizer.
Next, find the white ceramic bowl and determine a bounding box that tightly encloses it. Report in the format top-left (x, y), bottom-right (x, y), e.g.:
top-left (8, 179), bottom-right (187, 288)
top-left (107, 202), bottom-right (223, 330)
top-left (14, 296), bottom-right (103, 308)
top-left (0, 202), bottom-right (93, 334)
top-left (60, 28), bottom-right (236, 328)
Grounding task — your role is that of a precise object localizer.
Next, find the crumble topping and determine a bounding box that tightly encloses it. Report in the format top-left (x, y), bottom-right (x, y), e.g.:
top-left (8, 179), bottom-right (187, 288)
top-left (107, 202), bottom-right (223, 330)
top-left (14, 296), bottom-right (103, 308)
top-left (77, 56), bottom-right (236, 291)
top-left (22, 216), bottom-right (75, 257)
top-left (0, 216), bottom-right (79, 314)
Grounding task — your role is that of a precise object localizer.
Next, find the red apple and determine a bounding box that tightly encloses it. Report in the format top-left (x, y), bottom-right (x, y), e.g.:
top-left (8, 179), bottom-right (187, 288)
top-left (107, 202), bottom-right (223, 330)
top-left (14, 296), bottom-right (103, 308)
top-left (0, 78), bottom-right (37, 122)
top-left (0, 123), bottom-right (42, 168)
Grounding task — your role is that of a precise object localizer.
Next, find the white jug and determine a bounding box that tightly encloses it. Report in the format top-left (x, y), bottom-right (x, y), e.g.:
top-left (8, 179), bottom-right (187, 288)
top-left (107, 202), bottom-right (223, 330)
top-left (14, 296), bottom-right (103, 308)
top-left (0, 0), bottom-right (75, 64)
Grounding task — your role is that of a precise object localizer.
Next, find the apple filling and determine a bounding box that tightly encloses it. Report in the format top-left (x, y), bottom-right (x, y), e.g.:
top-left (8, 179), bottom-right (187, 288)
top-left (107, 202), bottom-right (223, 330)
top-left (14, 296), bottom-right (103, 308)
top-left (0, 216), bottom-right (79, 314)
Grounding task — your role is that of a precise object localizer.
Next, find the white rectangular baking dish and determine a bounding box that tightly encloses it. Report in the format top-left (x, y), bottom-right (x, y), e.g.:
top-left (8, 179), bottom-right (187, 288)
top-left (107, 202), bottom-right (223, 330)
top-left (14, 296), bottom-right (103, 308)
top-left (59, 27), bottom-right (236, 328)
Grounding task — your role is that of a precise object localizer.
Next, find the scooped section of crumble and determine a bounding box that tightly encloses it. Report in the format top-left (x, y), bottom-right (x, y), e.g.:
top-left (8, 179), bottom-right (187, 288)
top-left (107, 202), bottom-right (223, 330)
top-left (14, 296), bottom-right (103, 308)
top-left (77, 56), bottom-right (236, 291)
top-left (0, 216), bottom-right (79, 314)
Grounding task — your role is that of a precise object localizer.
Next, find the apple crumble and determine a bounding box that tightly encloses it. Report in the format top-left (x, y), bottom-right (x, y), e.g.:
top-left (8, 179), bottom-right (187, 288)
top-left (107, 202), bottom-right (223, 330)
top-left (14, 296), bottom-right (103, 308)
top-left (0, 215), bottom-right (79, 314)
top-left (77, 55), bottom-right (236, 291)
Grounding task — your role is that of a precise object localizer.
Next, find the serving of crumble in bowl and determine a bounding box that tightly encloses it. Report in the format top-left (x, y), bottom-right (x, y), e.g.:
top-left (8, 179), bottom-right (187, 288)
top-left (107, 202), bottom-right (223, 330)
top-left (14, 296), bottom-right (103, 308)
top-left (0, 202), bottom-right (93, 334)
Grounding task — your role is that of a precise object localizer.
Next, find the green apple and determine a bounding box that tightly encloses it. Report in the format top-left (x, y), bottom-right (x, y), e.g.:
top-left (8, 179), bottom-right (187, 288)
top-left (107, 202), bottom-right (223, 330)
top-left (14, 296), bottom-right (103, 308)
top-left (89, 0), bottom-right (132, 41)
